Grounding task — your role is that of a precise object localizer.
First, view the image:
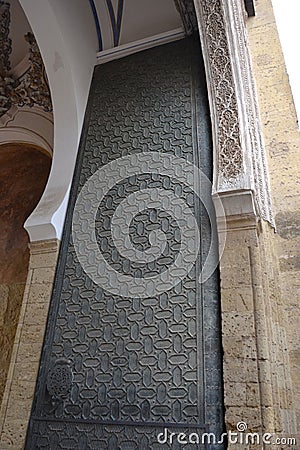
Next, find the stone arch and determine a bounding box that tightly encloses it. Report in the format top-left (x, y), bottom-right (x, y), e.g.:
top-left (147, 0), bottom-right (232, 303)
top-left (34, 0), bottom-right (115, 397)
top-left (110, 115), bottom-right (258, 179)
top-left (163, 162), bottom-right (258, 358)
top-left (18, 0), bottom-right (273, 246)
top-left (18, 0), bottom-right (98, 242)
top-left (0, 106), bottom-right (53, 155)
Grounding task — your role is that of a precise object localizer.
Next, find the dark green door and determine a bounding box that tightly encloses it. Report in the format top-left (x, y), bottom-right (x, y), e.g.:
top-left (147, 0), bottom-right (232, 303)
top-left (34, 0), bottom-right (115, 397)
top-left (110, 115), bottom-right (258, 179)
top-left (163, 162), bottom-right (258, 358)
top-left (25, 38), bottom-right (224, 450)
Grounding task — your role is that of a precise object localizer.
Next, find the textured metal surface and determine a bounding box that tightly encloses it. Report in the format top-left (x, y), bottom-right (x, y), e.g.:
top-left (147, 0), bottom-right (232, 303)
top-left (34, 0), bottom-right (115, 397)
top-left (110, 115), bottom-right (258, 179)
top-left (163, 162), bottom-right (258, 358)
top-left (25, 38), bottom-right (224, 449)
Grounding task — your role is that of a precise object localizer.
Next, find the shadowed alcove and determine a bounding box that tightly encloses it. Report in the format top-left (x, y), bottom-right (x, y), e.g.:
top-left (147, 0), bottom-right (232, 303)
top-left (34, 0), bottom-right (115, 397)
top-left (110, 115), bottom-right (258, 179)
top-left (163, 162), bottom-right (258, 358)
top-left (0, 143), bottom-right (51, 402)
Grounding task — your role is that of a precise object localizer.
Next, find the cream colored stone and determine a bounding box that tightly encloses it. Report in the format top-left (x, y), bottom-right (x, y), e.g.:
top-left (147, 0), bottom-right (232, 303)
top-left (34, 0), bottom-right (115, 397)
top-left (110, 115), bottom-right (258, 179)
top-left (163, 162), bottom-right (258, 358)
top-left (0, 419), bottom-right (28, 450)
top-left (224, 382), bottom-right (247, 407)
top-left (19, 323), bottom-right (45, 343)
top-left (29, 251), bottom-right (59, 270)
top-left (31, 267), bottom-right (56, 284)
top-left (23, 302), bottom-right (49, 325)
top-left (27, 283), bottom-right (53, 304)
top-left (223, 358), bottom-right (259, 384)
top-left (222, 336), bottom-right (257, 360)
top-left (16, 342), bottom-right (44, 365)
top-left (246, 383), bottom-right (260, 408)
top-left (0, 239), bottom-right (59, 449)
top-left (222, 312), bottom-right (256, 337)
top-left (12, 361), bottom-right (39, 384)
top-left (221, 286), bottom-right (254, 312)
top-left (246, 0), bottom-right (300, 433)
top-left (225, 406), bottom-right (262, 432)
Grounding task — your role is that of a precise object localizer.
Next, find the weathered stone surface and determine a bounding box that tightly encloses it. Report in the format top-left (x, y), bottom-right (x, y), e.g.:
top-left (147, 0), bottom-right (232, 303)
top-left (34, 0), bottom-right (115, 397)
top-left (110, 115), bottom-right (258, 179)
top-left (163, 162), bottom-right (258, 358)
top-left (276, 211), bottom-right (300, 240)
top-left (247, 0), bottom-right (300, 435)
top-left (0, 239), bottom-right (59, 450)
top-left (0, 145), bottom-right (51, 406)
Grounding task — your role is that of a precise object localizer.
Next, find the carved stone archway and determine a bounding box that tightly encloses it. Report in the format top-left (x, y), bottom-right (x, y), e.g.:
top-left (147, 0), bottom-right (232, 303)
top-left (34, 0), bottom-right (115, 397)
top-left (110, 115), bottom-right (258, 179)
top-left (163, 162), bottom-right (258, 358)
top-left (3, 1), bottom-right (295, 448)
top-left (17, 0), bottom-right (274, 246)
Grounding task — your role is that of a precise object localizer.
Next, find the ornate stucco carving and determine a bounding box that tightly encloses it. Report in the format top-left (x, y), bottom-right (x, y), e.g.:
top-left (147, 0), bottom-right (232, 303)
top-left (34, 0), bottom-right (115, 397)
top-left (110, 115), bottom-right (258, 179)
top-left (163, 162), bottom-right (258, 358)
top-left (226, 0), bottom-right (274, 225)
top-left (200, 0), bottom-right (244, 183)
top-left (0, 1), bottom-right (11, 73)
top-left (0, 0), bottom-right (52, 118)
top-left (0, 1), bottom-right (14, 116)
top-left (176, 0), bottom-right (274, 226)
top-left (12, 33), bottom-right (52, 113)
top-left (177, 0), bottom-right (247, 190)
top-left (191, 0), bottom-right (247, 191)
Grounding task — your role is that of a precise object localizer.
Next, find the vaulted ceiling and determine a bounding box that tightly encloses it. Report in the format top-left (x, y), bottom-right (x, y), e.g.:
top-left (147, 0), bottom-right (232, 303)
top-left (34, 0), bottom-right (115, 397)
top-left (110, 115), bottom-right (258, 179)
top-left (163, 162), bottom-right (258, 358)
top-left (89, 0), bottom-right (183, 52)
top-left (89, 0), bottom-right (254, 56)
top-left (5, 0), bottom-right (255, 70)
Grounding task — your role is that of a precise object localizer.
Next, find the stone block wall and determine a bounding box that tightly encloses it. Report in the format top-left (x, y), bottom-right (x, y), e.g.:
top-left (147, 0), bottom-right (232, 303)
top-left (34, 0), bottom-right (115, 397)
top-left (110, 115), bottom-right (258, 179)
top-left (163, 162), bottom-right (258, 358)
top-left (0, 145), bottom-right (51, 406)
top-left (0, 285), bottom-right (25, 405)
top-left (219, 218), bottom-right (297, 448)
top-left (246, 0), bottom-right (300, 435)
top-left (0, 240), bottom-right (59, 450)
top-left (219, 0), bottom-right (299, 443)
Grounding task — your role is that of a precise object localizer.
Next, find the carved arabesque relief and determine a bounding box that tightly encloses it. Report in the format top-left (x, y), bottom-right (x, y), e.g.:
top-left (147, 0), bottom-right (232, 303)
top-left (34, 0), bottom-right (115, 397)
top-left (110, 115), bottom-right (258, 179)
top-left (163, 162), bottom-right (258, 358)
top-left (227, 0), bottom-right (274, 226)
top-left (200, 0), bottom-right (243, 181)
top-left (0, 1), bottom-right (11, 73)
top-left (0, 1), bottom-right (52, 118)
top-left (177, 0), bottom-right (274, 226)
top-left (12, 32), bottom-right (52, 113)
top-left (0, 0), bottom-right (14, 116)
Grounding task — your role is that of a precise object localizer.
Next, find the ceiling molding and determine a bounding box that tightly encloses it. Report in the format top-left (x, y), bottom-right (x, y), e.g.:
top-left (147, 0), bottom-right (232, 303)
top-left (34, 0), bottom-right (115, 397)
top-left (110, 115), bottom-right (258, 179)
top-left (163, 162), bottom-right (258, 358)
top-left (106, 0), bottom-right (124, 47)
top-left (89, 0), bottom-right (124, 52)
top-left (96, 28), bottom-right (185, 65)
top-left (88, 0), bottom-right (103, 51)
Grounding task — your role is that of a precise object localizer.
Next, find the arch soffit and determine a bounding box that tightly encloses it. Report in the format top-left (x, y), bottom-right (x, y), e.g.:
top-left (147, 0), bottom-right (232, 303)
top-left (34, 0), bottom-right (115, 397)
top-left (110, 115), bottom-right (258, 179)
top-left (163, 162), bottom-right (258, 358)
top-left (18, 0), bottom-right (97, 242)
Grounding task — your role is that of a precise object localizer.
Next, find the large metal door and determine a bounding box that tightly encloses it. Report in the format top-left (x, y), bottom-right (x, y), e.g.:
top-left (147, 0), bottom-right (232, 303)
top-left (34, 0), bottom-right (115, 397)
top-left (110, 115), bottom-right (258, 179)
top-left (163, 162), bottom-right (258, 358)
top-left (25, 38), bottom-right (224, 449)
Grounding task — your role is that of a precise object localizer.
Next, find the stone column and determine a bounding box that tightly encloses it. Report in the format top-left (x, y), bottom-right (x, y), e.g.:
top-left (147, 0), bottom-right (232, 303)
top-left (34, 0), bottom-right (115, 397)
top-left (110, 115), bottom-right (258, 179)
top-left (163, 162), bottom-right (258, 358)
top-left (0, 239), bottom-right (59, 450)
